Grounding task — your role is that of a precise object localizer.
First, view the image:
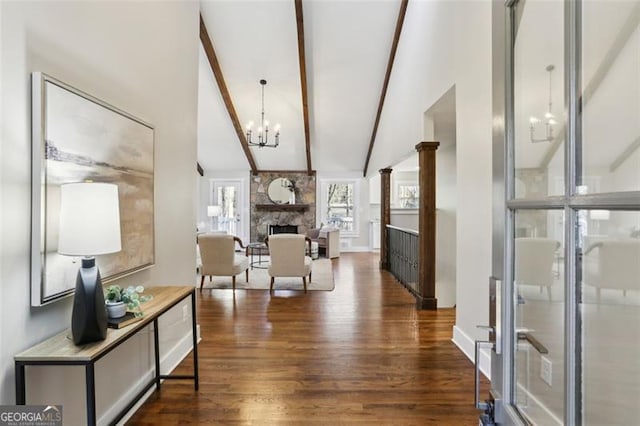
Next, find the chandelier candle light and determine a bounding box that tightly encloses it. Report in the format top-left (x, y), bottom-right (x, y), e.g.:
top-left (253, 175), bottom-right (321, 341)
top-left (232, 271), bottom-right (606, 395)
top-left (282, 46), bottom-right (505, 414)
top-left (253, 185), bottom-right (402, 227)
top-left (529, 64), bottom-right (557, 143)
top-left (246, 79), bottom-right (280, 148)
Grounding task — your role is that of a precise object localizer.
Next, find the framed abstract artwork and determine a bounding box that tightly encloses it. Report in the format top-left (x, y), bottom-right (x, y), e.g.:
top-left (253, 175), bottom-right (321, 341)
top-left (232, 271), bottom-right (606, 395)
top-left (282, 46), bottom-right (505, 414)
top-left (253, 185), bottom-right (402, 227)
top-left (31, 72), bottom-right (155, 306)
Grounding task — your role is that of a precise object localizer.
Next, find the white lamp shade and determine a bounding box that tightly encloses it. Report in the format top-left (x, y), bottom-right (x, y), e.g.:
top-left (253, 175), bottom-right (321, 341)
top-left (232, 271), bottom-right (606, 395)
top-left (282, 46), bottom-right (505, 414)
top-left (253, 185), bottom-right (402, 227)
top-left (58, 182), bottom-right (122, 256)
top-left (207, 205), bottom-right (221, 217)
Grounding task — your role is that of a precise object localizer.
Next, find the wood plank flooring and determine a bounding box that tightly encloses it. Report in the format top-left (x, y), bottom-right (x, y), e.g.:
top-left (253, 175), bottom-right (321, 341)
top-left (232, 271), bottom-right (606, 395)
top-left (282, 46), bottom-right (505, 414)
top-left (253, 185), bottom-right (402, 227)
top-left (127, 253), bottom-right (488, 425)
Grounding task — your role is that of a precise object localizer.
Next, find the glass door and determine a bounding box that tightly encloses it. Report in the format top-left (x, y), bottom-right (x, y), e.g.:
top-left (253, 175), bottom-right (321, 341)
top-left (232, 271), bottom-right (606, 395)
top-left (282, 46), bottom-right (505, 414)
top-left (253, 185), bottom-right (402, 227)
top-left (492, 0), bottom-right (640, 424)
top-left (511, 0), bottom-right (566, 423)
top-left (211, 179), bottom-right (246, 243)
top-left (578, 2), bottom-right (640, 423)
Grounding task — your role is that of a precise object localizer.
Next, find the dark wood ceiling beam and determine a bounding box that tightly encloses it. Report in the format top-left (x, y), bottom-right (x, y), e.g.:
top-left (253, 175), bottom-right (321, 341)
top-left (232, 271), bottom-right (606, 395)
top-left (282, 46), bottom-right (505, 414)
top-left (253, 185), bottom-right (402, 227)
top-left (199, 14), bottom-right (258, 174)
top-left (362, 0), bottom-right (409, 177)
top-left (295, 0), bottom-right (313, 175)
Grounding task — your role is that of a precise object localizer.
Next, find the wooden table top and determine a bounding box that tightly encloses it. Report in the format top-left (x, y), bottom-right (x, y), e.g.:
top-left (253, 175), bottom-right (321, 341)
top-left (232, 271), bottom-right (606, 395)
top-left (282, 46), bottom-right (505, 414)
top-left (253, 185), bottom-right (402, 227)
top-left (15, 286), bottom-right (194, 362)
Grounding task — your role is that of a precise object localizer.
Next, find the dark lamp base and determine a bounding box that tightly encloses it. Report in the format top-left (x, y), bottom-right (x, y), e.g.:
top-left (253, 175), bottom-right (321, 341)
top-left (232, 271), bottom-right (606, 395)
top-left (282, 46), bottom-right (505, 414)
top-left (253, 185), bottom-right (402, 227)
top-left (71, 258), bottom-right (108, 345)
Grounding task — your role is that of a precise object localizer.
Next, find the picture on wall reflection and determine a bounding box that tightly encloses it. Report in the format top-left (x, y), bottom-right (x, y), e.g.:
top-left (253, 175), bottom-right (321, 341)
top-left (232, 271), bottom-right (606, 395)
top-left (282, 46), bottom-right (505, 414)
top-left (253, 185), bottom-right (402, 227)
top-left (31, 72), bottom-right (155, 306)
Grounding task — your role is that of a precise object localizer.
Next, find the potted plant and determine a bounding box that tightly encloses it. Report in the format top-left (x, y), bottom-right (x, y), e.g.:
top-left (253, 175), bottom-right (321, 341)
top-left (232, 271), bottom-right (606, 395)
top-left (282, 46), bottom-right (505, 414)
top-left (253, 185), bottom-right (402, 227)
top-left (104, 285), bottom-right (152, 319)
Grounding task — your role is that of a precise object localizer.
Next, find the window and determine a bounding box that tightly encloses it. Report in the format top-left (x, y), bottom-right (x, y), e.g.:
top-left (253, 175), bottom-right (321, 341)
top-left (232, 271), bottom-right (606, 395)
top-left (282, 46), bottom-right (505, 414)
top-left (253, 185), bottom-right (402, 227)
top-left (398, 184), bottom-right (419, 208)
top-left (320, 179), bottom-right (359, 237)
top-left (393, 180), bottom-right (419, 208)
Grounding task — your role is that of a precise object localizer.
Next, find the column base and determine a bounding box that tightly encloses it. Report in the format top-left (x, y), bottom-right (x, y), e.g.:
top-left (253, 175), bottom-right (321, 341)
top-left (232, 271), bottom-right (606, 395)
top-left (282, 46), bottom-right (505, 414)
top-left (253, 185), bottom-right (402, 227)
top-left (415, 295), bottom-right (437, 310)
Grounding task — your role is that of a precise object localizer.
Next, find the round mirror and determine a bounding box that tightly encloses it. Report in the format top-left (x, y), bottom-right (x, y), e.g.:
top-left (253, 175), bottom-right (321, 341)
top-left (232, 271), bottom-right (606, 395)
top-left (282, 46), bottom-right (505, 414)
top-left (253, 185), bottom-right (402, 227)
top-left (268, 178), bottom-right (294, 204)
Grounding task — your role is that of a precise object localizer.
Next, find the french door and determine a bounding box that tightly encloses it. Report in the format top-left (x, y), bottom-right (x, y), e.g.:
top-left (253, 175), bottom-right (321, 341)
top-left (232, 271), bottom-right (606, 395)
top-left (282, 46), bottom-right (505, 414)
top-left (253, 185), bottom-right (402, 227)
top-left (489, 0), bottom-right (640, 424)
top-left (211, 179), bottom-right (247, 243)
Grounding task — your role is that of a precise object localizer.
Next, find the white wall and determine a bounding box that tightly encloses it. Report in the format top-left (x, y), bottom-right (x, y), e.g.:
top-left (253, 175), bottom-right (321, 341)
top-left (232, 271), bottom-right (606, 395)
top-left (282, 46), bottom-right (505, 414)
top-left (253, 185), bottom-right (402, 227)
top-left (0, 1), bottom-right (4, 411)
top-left (435, 143), bottom-right (457, 308)
top-left (366, 1), bottom-right (492, 347)
top-left (0, 2), bottom-right (199, 424)
top-left (390, 209), bottom-right (418, 231)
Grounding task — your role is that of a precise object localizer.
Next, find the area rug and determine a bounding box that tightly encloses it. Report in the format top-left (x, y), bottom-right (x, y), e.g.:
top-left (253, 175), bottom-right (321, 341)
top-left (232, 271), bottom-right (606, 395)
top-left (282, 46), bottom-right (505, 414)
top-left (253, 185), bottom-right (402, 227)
top-left (198, 258), bottom-right (335, 291)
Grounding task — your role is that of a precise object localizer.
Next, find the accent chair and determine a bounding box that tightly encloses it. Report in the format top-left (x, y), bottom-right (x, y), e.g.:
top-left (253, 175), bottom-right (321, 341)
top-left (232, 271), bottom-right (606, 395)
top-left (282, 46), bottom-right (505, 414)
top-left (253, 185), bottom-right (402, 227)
top-left (266, 234), bottom-right (312, 292)
top-left (584, 239), bottom-right (640, 301)
top-left (198, 233), bottom-right (248, 291)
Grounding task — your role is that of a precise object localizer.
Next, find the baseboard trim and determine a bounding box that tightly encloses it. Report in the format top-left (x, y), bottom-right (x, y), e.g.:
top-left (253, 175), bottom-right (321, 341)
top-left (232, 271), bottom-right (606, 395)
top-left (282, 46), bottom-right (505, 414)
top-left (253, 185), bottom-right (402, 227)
top-left (340, 246), bottom-right (372, 252)
top-left (452, 325), bottom-right (491, 379)
top-left (100, 325), bottom-right (202, 426)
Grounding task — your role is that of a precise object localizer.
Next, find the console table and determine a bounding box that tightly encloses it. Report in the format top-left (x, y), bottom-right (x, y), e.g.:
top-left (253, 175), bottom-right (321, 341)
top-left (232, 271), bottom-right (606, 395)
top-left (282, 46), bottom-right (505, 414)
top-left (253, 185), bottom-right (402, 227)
top-left (14, 286), bottom-right (199, 426)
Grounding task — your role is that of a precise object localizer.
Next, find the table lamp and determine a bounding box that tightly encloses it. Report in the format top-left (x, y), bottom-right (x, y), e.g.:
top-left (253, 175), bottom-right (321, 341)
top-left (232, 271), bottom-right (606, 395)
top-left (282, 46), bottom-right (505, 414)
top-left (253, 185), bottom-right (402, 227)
top-left (58, 182), bottom-right (122, 345)
top-left (207, 205), bottom-right (221, 231)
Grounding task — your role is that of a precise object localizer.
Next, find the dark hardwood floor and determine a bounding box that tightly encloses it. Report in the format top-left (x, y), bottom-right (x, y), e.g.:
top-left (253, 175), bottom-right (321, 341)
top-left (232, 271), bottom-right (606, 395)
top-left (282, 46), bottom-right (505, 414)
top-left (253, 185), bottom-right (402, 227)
top-left (128, 252), bottom-right (488, 425)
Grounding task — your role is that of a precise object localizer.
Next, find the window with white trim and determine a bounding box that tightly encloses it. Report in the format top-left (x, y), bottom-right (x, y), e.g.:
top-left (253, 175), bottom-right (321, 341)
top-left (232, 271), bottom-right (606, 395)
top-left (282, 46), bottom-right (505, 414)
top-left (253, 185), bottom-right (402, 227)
top-left (397, 184), bottom-right (419, 208)
top-left (319, 179), bottom-right (359, 237)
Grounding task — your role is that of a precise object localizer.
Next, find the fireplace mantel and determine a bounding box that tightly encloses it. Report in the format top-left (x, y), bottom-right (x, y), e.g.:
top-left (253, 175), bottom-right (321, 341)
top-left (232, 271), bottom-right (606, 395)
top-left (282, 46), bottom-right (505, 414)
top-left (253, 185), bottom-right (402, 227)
top-left (255, 203), bottom-right (309, 212)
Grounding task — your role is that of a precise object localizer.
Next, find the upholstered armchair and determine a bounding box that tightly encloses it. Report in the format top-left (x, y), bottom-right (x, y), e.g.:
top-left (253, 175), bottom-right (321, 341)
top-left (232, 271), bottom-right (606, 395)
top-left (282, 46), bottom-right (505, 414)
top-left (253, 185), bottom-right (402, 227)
top-left (198, 233), bottom-right (248, 291)
top-left (584, 239), bottom-right (640, 301)
top-left (266, 234), bottom-right (312, 292)
top-left (307, 227), bottom-right (340, 258)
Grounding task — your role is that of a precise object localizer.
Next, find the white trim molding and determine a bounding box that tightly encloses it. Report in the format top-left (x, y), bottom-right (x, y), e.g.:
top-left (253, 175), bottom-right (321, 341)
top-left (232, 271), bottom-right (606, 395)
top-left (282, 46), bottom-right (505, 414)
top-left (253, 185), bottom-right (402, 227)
top-left (452, 325), bottom-right (491, 379)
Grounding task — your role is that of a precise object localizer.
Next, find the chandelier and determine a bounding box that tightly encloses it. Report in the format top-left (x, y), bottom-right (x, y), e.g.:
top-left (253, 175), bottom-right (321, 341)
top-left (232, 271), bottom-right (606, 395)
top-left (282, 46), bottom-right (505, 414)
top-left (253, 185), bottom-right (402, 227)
top-left (529, 64), bottom-right (557, 143)
top-left (246, 79), bottom-right (280, 148)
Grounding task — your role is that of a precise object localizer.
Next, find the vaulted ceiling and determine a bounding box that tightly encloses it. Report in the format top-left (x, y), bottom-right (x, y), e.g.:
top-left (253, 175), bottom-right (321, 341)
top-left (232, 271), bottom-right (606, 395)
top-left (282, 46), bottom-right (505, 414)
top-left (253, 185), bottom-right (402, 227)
top-left (197, 0), bottom-right (405, 174)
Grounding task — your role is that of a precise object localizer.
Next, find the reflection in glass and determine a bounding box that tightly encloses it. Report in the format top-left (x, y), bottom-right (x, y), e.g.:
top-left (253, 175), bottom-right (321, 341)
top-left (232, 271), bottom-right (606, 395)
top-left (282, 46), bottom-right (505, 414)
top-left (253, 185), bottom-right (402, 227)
top-left (580, 210), bottom-right (640, 423)
top-left (514, 209), bottom-right (565, 424)
top-left (581, 2), bottom-right (640, 194)
top-left (513, 0), bottom-right (565, 198)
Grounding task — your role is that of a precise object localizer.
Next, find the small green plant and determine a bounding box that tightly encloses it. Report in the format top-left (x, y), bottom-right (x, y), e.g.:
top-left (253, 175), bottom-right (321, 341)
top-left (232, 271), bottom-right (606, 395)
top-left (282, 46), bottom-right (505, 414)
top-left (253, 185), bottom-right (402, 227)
top-left (104, 285), bottom-right (152, 317)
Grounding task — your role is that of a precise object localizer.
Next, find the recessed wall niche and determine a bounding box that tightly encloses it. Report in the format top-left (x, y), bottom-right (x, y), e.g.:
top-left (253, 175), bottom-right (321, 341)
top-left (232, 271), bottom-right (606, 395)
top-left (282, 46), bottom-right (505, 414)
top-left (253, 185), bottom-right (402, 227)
top-left (250, 171), bottom-right (316, 242)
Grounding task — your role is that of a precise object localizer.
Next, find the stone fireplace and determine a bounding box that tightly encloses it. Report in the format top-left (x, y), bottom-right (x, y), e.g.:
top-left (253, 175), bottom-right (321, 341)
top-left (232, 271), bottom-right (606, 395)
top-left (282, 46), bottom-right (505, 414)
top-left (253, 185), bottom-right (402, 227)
top-left (250, 171), bottom-right (316, 243)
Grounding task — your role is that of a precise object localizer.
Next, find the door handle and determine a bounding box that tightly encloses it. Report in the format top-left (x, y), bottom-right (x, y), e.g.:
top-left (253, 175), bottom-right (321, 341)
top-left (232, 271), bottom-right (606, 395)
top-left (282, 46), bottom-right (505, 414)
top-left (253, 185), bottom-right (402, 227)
top-left (517, 330), bottom-right (549, 354)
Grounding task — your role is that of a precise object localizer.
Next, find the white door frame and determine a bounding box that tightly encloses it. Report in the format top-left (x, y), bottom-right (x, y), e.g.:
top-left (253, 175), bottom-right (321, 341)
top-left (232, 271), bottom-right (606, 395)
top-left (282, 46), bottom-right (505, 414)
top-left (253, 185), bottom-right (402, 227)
top-left (209, 178), bottom-right (249, 245)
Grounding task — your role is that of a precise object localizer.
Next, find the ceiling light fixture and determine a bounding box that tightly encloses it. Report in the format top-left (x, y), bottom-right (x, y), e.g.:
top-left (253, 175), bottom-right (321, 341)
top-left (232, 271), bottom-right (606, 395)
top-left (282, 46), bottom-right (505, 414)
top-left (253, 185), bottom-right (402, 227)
top-left (246, 79), bottom-right (280, 148)
top-left (529, 64), bottom-right (557, 143)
